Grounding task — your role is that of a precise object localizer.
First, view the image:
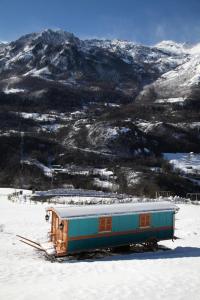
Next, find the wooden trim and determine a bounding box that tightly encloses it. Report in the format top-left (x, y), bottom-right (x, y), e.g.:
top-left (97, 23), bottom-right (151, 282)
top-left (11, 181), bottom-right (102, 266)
top-left (48, 208), bottom-right (68, 256)
top-left (68, 225), bottom-right (173, 241)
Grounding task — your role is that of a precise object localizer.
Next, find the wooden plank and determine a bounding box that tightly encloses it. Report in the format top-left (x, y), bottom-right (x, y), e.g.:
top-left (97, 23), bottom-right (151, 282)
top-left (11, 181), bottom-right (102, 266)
top-left (16, 235), bottom-right (41, 246)
top-left (19, 239), bottom-right (45, 251)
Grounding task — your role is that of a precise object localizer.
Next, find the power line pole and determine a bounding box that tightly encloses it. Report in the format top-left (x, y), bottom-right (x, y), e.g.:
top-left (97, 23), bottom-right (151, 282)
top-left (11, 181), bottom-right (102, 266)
top-left (20, 131), bottom-right (24, 189)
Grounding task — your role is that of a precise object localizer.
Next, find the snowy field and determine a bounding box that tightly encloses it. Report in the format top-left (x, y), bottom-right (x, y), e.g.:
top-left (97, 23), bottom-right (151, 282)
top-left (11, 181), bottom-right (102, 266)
top-left (0, 188), bottom-right (200, 300)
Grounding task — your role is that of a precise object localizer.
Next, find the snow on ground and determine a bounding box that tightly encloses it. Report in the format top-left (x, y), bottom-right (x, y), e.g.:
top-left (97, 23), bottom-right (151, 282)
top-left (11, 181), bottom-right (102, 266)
top-left (51, 166), bottom-right (114, 179)
top-left (19, 112), bottom-right (57, 122)
top-left (164, 153), bottom-right (200, 174)
top-left (24, 66), bottom-right (51, 78)
top-left (4, 88), bottom-right (26, 94)
top-left (136, 120), bottom-right (162, 134)
top-left (92, 168), bottom-right (113, 178)
top-left (126, 171), bottom-right (141, 186)
top-left (22, 159), bottom-right (53, 177)
top-left (93, 178), bottom-right (119, 191)
top-left (155, 97), bottom-right (186, 104)
top-left (0, 188), bottom-right (200, 300)
top-left (41, 123), bottom-right (66, 133)
top-left (34, 188), bottom-right (119, 198)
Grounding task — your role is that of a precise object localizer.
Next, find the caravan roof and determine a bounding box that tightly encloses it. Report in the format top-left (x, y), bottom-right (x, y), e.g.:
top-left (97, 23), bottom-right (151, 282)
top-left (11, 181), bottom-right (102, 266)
top-left (48, 201), bottom-right (178, 220)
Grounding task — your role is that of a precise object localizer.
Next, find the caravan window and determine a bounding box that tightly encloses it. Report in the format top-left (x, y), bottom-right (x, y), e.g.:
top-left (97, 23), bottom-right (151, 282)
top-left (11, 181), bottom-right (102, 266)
top-left (99, 217), bottom-right (112, 233)
top-left (139, 214), bottom-right (151, 228)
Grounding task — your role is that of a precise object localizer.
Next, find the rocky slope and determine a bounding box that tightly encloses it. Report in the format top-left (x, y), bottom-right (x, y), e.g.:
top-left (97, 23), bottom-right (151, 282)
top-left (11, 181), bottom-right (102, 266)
top-left (0, 30), bottom-right (191, 98)
top-left (137, 41), bottom-right (200, 104)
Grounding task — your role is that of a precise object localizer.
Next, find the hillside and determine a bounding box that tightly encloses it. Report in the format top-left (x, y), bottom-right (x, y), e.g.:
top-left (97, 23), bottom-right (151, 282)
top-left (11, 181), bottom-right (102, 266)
top-left (0, 29), bottom-right (200, 196)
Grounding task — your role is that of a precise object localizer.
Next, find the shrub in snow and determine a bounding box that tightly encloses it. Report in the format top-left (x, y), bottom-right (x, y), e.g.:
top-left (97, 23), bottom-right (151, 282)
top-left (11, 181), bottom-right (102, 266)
top-left (0, 224), bottom-right (5, 232)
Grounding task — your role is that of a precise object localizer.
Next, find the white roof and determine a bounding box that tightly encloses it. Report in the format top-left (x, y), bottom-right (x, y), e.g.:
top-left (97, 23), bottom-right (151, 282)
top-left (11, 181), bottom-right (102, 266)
top-left (48, 202), bottom-right (178, 219)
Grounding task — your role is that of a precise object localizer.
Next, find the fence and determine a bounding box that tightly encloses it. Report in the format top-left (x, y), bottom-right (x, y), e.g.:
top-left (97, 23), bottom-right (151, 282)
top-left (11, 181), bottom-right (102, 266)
top-left (155, 191), bottom-right (173, 198)
top-left (186, 193), bottom-right (200, 201)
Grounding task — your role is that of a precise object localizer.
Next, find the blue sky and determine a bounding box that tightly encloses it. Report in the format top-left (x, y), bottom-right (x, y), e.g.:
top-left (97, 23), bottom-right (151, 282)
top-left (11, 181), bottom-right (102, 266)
top-left (1, 0), bottom-right (200, 44)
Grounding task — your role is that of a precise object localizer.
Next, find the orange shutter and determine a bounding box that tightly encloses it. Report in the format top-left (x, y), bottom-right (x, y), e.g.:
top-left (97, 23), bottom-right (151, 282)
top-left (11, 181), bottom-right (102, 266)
top-left (99, 217), bottom-right (112, 232)
top-left (99, 218), bottom-right (106, 232)
top-left (139, 214), bottom-right (150, 227)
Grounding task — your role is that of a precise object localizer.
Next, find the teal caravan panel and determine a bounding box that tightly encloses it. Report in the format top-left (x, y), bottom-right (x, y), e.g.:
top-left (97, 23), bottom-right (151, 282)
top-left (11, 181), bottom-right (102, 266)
top-left (68, 228), bottom-right (173, 253)
top-left (151, 211), bottom-right (174, 228)
top-left (68, 218), bottom-right (98, 237)
top-left (112, 214), bottom-right (139, 232)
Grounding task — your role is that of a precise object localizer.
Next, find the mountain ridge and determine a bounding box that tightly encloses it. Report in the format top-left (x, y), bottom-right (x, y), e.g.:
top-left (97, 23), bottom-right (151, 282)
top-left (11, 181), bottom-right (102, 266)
top-left (0, 28), bottom-right (197, 101)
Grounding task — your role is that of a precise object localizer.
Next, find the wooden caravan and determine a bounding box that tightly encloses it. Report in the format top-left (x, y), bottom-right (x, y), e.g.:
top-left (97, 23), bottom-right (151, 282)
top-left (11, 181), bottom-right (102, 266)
top-left (45, 202), bottom-right (178, 257)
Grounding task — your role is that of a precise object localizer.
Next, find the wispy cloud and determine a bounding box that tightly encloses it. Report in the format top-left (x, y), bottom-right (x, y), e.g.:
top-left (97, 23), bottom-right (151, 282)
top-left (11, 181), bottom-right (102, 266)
top-left (155, 24), bottom-right (167, 41)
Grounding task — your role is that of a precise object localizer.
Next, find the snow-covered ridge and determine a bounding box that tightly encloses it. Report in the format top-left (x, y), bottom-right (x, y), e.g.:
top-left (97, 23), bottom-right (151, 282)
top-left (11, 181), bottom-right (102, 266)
top-left (155, 40), bottom-right (200, 56)
top-left (87, 38), bottom-right (188, 72)
top-left (189, 43), bottom-right (200, 55)
top-left (1, 29), bottom-right (200, 104)
top-left (13, 29), bottom-right (78, 46)
top-left (155, 40), bottom-right (189, 54)
top-left (156, 51), bottom-right (200, 89)
top-left (0, 29), bottom-right (196, 84)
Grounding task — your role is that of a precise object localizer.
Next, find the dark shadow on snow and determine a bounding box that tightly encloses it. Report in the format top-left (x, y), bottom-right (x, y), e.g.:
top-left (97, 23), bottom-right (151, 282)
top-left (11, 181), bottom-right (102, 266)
top-left (58, 246), bottom-right (200, 263)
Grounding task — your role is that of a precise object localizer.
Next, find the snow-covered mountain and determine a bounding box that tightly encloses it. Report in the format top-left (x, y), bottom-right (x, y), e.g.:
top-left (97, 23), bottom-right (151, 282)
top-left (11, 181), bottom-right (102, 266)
top-left (155, 40), bottom-right (189, 55)
top-left (0, 30), bottom-right (200, 194)
top-left (1, 29), bottom-right (198, 102)
top-left (137, 41), bottom-right (200, 103)
top-left (86, 38), bottom-right (188, 74)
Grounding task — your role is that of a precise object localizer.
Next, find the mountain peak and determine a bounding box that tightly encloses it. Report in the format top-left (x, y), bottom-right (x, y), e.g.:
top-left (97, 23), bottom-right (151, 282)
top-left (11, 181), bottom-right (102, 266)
top-left (189, 43), bottom-right (200, 55)
top-left (12, 28), bottom-right (79, 47)
top-left (36, 29), bottom-right (77, 44)
top-left (155, 40), bottom-right (188, 54)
